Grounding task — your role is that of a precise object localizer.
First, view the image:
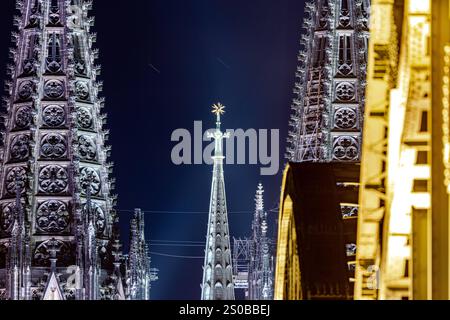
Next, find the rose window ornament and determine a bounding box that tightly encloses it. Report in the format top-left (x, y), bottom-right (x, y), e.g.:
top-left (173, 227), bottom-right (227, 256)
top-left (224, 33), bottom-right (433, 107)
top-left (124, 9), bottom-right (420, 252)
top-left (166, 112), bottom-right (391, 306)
top-left (78, 135), bottom-right (97, 161)
top-left (17, 81), bottom-right (34, 101)
top-left (38, 165), bottom-right (69, 194)
top-left (44, 80), bottom-right (64, 99)
top-left (36, 200), bottom-right (70, 233)
top-left (75, 81), bottom-right (90, 101)
top-left (42, 105), bottom-right (65, 127)
top-left (15, 106), bottom-right (32, 129)
top-left (41, 134), bottom-right (67, 159)
top-left (334, 107), bottom-right (357, 129)
top-left (335, 82), bottom-right (356, 101)
top-left (333, 136), bottom-right (359, 161)
top-left (5, 167), bottom-right (27, 196)
top-left (77, 107), bottom-right (93, 129)
top-left (10, 135), bottom-right (30, 161)
top-left (80, 167), bottom-right (101, 196)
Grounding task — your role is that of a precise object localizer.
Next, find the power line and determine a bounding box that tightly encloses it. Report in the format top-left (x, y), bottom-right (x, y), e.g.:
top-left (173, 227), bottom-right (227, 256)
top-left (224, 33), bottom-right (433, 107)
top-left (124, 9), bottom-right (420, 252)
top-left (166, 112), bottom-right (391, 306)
top-left (116, 209), bottom-right (253, 215)
top-left (149, 239), bottom-right (204, 244)
top-left (149, 251), bottom-right (204, 259)
top-left (149, 243), bottom-right (204, 247)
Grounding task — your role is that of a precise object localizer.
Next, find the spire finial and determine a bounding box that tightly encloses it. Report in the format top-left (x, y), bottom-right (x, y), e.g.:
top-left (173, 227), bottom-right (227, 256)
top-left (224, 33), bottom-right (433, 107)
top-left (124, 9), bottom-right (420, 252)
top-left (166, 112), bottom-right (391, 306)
top-left (255, 183), bottom-right (264, 212)
top-left (212, 102), bottom-right (225, 129)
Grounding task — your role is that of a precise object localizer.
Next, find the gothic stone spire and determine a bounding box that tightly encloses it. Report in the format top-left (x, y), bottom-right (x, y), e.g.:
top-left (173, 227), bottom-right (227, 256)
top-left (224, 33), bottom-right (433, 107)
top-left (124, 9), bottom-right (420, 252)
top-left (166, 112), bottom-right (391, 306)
top-left (0, 0), bottom-right (118, 300)
top-left (286, 0), bottom-right (370, 162)
top-left (248, 183), bottom-right (274, 300)
top-left (127, 208), bottom-right (152, 300)
top-left (201, 103), bottom-right (235, 300)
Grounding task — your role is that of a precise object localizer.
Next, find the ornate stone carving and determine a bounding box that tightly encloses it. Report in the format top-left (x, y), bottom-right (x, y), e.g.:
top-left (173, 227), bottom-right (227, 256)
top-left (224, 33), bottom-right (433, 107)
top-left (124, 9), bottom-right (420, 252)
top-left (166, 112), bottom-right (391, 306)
top-left (46, 57), bottom-right (62, 74)
top-left (31, 288), bottom-right (43, 300)
top-left (77, 107), bottom-right (93, 129)
top-left (33, 238), bottom-right (71, 267)
top-left (332, 136), bottom-right (359, 161)
top-left (71, 33), bottom-right (87, 75)
top-left (5, 166), bottom-right (27, 196)
top-left (334, 107), bottom-right (357, 129)
top-left (22, 35), bottom-right (39, 75)
top-left (0, 202), bottom-right (16, 232)
top-left (337, 35), bottom-right (354, 76)
top-left (48, 2), bottom-right (61, 26)
top-left (22, 57), bottom-right (36, 75)
top-left (0, 245), bottom-right (6, 269)
top-left (36, 200), bottom-right (70, 233)
top-left (338, 0), bottom-right (351, 28)
top-left (64, 288), bottom-right (76, 300)
top-left (78, 135), bottom-right (97, 161)
top-left (10, 134), bottom-right (30, 161)
top-left (337, 62), bottom-right (353, 76)
top-left (335, 82), bottom-right (356, 102)
top-left (42, 105), bottom-right (65, 127)
top-left (44, 80), bottom-right (64, 100)
top-left (17, 80), bottom-right (34, 101)
top-left (27, 0), bottom-right (41, 27)
top-left (68, 5), bottom-right (82, 29)
top-left (14, 106), bottom-right (32, 129)
top-left (317, 1), bottom-right (330, 29)
top-left (80, 167), bottom-right (101, 196)
top-left (82, 202), bottom-right (106, 234)
top-left (40, 133), bottom-right (67, 159)
top-left (46, 33), bottom-right (62, 73)
top-left (38, 165), bottom-right (69, 194)
top-left (75, 81), bottom-right (90, 101)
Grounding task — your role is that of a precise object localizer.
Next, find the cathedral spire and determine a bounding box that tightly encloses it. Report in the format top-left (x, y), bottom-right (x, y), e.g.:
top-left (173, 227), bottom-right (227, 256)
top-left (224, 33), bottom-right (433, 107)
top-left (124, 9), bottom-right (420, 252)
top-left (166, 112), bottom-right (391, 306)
top-left (247, 183), bottom-right (274, 300)
top-left (286, 0), bottom-right (369, 162)
top-left (0, 0), bottom-right (153, 300)
top-left (201, 103), bottom-right (234, 300)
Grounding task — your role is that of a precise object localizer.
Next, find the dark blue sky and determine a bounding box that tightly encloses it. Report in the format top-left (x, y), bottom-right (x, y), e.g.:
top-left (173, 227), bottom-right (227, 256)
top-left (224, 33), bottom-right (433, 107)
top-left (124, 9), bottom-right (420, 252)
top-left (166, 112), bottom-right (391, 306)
top-left (0, 0), bottom-right (305, 299)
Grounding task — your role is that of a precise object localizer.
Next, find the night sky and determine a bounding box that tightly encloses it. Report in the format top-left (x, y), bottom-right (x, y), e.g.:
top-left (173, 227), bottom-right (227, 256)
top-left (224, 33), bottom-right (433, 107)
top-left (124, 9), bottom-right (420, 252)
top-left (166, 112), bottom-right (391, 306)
top-left (0, 0), bottom-right (305, 299)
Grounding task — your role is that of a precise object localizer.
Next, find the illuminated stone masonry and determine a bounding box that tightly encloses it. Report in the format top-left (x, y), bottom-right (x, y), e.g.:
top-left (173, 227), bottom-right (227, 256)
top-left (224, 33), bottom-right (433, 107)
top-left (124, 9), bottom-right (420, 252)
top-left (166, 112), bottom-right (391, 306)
top-left (201, 104), bottom-right (235, 300)
top-left (0, 0), bottom-right (151, 300)
top-left (286, 0), bottom-right (370, 163)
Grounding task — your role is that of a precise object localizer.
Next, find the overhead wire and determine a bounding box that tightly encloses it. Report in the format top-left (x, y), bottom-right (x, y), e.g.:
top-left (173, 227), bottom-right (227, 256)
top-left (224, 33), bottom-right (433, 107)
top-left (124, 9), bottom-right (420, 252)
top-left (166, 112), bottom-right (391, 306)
top-left (149, 251), bottom-right (204, 259)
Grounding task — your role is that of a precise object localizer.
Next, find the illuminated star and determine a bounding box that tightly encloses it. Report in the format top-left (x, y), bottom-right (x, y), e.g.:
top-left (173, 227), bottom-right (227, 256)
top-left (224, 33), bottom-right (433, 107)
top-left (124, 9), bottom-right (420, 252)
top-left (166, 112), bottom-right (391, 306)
top-left (212, 103), bottom-right (225, 116)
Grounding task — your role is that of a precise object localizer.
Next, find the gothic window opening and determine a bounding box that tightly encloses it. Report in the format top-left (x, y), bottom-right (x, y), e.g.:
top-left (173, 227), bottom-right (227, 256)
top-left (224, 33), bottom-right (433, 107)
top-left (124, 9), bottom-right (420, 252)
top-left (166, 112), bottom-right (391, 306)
top-left (46, 33), bottom-right (63, 74)
top-left (22, 34), bottom-right (39, 75)
top-left (339, 0), bottom-right (352, 28)
top-left (214, 282), bottom-right (224, 300)
top-left (337, 34), bottom-right (354, 76)
top-left (361, 0), bottom-right (370, 20)
top-left (317, 0), bottom-right (330, 29)
top-left (48, 0), bottom-right (62, 26)
top-left (73, 34), bottom-right (87, 75)
top-left (27, 0), bottom-right (41, 27)
top-left (313, 35), bottom-right (327, 69)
